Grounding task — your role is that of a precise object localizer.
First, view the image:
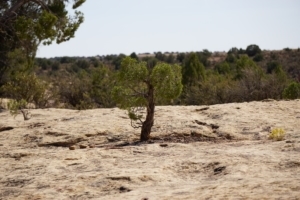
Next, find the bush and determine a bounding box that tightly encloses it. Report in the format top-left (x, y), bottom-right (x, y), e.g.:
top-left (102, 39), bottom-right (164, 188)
top-left (225, 53), bottom-right (236, 63)
top-left (7, 99), bottom-right (31, 120)
top-left (253, 53), bottom-right (263, 62)
top-left (269, 128), bottom-right (285, 141)
top-left (266, 61), bottom-right (280, 74)
top-left (283, 82), bottom-right (300, 99)
top-left (1, 72), bottom-right (49, 108)
top-left (76, 59), bottom-right (90, 69)
top-left (51, 61), bottom-right (60, 71)
top-left (246, 44), bottom-right (261, 57)
top-left (215, 62), bottom-right (231, 74)
top-left (60, 56), bottom-right (74, 64)
top-left (57, 72), bottom-right (94, 109)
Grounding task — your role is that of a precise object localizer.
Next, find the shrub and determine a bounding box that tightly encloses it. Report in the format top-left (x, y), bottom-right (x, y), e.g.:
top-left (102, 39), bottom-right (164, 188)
top-left (266, 61), bottom-right (281, 74)
top-left (283, 82), bottom-right (300, 99)
top-left (269, 128), bottom-right (285, 141)
top-left (76, 59), bottom-right (90, 69)
top-left (246, 44), bottom-right (261, 57)
top-left (57, 72), bottom-right (94, 109)
top-left (215, 62), bottom-right (231, 74)
top-left (225, 53), bottom-right (236, 63)
top-left (51, 61), bottom-right (60, 71)
top-left (7, 99), bottom-right (31, 120)
top-left (253, 53), bottom-right (263, 62)
top-left (1, 72), bottom-right (49, 108)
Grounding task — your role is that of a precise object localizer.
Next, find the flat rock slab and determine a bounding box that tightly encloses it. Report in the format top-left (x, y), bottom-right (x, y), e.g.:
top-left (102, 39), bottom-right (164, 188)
top-left (0, 100), bottom-right (300, 199)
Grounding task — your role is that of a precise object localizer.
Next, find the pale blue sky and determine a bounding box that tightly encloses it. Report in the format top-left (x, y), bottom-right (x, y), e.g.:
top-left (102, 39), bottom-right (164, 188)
top-left (37, 0), bottom-right (300, 58)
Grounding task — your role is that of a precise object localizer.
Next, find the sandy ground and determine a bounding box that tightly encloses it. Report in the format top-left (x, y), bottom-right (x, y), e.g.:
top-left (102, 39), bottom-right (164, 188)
top-left (0, 99), bottom-right (300, 199)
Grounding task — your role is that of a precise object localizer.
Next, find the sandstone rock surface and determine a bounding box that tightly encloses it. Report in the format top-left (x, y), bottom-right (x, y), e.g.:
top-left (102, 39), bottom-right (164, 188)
top-left (0, 100), bottom-right (299, 199)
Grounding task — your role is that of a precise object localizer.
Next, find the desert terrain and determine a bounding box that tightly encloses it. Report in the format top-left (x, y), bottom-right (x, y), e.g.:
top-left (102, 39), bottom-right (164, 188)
top-left (0, 99), bottom-right (300, 199)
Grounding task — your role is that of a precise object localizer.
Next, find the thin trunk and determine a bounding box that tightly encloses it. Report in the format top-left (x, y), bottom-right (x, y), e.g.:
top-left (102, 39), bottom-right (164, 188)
top-left (21, 109), bottom-right (31, 120)
top-left (140, 84), bottom-right (154, 141)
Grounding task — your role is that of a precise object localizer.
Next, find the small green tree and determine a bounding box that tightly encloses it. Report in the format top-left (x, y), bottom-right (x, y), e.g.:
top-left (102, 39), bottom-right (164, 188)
top-left (245, 44), bottom-right (261, 57)
top-left (215, 61), bottom-right (231, 74)
top-left (112, 57), bottom-right (183, 141)
top-left (182, 52), bottom-right (206, 86)
top-left (1, 72), bottom-right (48, 107)
top-left (7, 99), bottom-right (31, 120)
top-left (91, 66), bottom-right (116, 108)
top-left (1, 71), bottom-right (48, 120)
top-left (283, 82), bottom-right (300, 99)
top-left (130, 52), bottom-right (139, 61)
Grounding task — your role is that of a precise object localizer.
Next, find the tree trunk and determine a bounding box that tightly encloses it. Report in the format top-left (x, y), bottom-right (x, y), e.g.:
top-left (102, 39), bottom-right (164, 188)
top-left (140, 84), bottom-right (155, 141)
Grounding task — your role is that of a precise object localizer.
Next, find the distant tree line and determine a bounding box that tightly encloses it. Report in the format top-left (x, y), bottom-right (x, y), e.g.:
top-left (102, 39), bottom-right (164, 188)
top-left (1, 44), bottom-right (300, 110)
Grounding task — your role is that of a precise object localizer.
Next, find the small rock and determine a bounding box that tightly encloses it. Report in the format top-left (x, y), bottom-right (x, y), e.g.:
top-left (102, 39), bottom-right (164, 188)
top-left (214, 166), bottom-right (226, 175)
top-left (69, 146), bottom-right (76, 150)
top-left (79, 144), bottom-right (88, 149)
top-left (119, 186), bottom-right (131, 192)
top-left (195, 107), bottom-right (209, 111)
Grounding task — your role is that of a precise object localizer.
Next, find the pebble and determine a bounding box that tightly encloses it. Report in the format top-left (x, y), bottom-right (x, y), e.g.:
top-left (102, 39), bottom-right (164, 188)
top-left (79, 144), bottom-right (88, 149)
top-left (69, 146), bottom-right (76, 150)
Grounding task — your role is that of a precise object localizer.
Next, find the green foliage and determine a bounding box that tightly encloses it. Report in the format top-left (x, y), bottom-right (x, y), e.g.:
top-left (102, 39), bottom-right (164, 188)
top-left (197, 50), bottom-right (211, 67)
top-left (91, 58), bottom-right (101, 68)
top-left (215, 62), bottom-right (231, 74)
top-left (130, 52), bottom-right (139, 61)
top-left (0, 0), bottom-right (86, 82)
top-left (151, 63), bottom-right (183, 101)
top-left (7, 99), bottom-right (32, 120)
top-left (57, 71), bottom-right (94, 109)
top-left (141, 57), bottom-right (159, 69)
top-left (246, 44), bottom-right (261, 57)
top-left (112, 58), bottom-right (149, 110)
top-left (234, 55), bottom-right (262, 80)
top-left (112, 57), bottom-right (182, 123)
top-left (177, 53), bottom-right (186, 63)
top-left (112, 54), bottom-right (126, 70)
top-left (236, 68), bottom-right (265, 101)
top-left (7, 99), bottom-right (27, 118)
top-left (1, 72), bottom-right (48, 108)
top-left (267, 61), bottom-right (281, 74)
top-left (182, 52), bottom-right (206, 86)
top-left (51, 61), bottom-right (60, 71)
top-left (36, 58), bottom-right (51, 70)
top-left (183, 73), bottom-right (235, 105)
top-left (75, 59), bottom-right (90, 69)
top-left (60, 56), bottom-right (74, 64)
top-left (283, 82), bottom-right (300, 99)
top-left (253, 53), bottom-right (263, 62)
top-left (228, 47), bottom-right (239, 54)
top-left (269, 128), bottom-right (285, 141)
top-left (91, 67), bottom-right (116, 107)
top-left (166, 53), bottom-right (175, 64)
top-left (73, 0), bottom-right (86, 9)
top-left (155, 52), bottom-right (166, 62)
top-left (225, 53), bottom-right (236, 63)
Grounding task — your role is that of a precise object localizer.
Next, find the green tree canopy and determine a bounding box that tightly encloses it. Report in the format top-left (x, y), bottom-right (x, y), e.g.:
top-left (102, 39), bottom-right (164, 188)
top-left (0, 0), bottom-right (86, 84)
top-left (245, 44), bottom-right (261, 57)
top-left (182, 52), bottom-right (206, 86)
top-left (112, 57), bottom-right (182, 141)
